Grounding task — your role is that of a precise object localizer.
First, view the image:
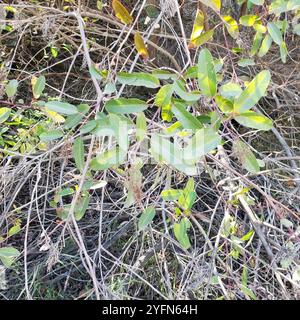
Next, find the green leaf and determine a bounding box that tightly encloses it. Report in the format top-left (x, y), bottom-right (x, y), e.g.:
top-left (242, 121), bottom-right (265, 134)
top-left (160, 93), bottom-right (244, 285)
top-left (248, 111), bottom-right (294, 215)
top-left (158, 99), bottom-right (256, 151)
top-left (223, 15), bottom-right (239, 39)
top-left (233, 70), bottom-right (271, 113)
top-left (233, 140), bottom-right (260, 173)
top-left (136, 112), bottom-right (147, 142)
top-left (80, 120), bottom-right (97, 134)
top-left (117, 72), bottom-right (160, 88)
top-left (183, 127), bottom-right (221, 161)
top-left (237, 58), bottom-right (255, 67)
top-left (192, 29), bottom-right (214, 47)
top-left (138, 206), bottom-right (156, 231)
top-left (161, 189), bottom-right (183, 201)
top-left (0, 247), bottom-right (20, 268)
top-left (215, 96), bottom-right (234, 113)
top-left (73, 137), bottom-right (85, 172)
top-left (40, 130), bottom-right (64, 142)
top-left (32, 75), bottom-right (46, 99)
top-left (220, 82), bottom-right (242, 99)
top-left (58, 188), bottom-right (75, 196)
top-left (5, 79), bottom-right (18, 98)
top-left (174, 218), bottom-right (191, 250)
top-left (8, 225), bottom-right (21, 237)
top-left (151, 69), bottom-right (177, 80)
top-left (150, 134), bottom-right (197, 175)
top-left (234, 111), bottom-right (273, 130)
top-left (258, 34), bottom-right (273, 57)
top-left (189, 9), bottom-right (204, 46)
top-left (45, 101), bottom-right (78, 115)
top-left (172, 102), bottom-right (203, 130)
top-left (240, 285), bottom-right (257, 300)
top-left (89, 64), bottom-right (103, 80)
top-left (280, 41), bottom-right (288, 63)
top-left (105, 98), bottom-right (148, 114)
top-left (197, 48), bottom-right (217, 97)
top-left (248, 0), bottom-right (264, 5)
top-left (239, 15), bottom-right (258, 27)
top-left (74, 194), bottom-right (90, 221)
top-left (267, 22), bottom-right (283, 45)
top-left (250, 31), bottom-right (263, 56)
top-left (155, 84), bottom-right (174, 122)
top-left (90, 147), bottom-right (126, 171)
top-left (173, 80), bottom-right (201, 102)
top-left (0, 107), bottom-right (11, 124)
top-left (64, 104), bottom-right (90, 129)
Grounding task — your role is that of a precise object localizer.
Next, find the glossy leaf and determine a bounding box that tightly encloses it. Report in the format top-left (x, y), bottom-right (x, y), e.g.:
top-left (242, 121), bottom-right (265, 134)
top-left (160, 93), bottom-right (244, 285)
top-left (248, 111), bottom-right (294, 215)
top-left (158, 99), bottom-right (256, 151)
top-left (112, 0), bottom-right (133, 25)
top-left (233, 70), bottom-right (271, 113)
top-left (173, 80), bottom-right (201, 102)
top-left (189, 9), bottom-right (204, 47)
top-left (155, 84), bottom-right (174, 122)
top-left (234, 111), bottom-right (273, 130)
top-left (172, 102), bottom-right (203, 130)
top-left (258, 34), bottom-right (273, 57)
top-left (134, 32), bottom-right (149, 60)
top-left (197, 48), bottom-right (217, 97)
top-left (191, 29), bottom-right (214, 47)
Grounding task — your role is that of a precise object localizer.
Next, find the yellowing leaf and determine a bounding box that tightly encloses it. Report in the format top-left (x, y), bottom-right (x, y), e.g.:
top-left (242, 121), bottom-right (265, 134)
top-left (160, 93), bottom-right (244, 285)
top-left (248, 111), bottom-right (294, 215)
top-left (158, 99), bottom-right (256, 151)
top-left (199, 0), bottom-right (221, 12)
top-left (189, 9), bottom-right (204, 47)
top-left (223, 15), bottom-right (239, 39)
top-left (44, 108), bottom-right (65, 124)
top-left (134, 32), bottom-right (149, 60)
top-left (112, 0), bottom-right (133, 25)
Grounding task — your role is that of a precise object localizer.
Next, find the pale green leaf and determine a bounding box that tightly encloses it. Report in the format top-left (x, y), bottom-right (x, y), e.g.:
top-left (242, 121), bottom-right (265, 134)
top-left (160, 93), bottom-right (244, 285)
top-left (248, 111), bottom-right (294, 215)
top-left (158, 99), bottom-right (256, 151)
top-left (105, 98), bottom-right (148, 114)
top-left (5, 79), bottom-right (18, 98)
top-left (0, 247), bottom-right (20, 268)
top-left (40, 130), bottom-right (64, 142)
top-left (73, 137), bottom-right (85, 172)
top-left (138, 206), bottom-right (156, 231)
top-left (117, 72), bottom-right (160, 88)
top-left (45, 101), bottom-right (78, 115)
